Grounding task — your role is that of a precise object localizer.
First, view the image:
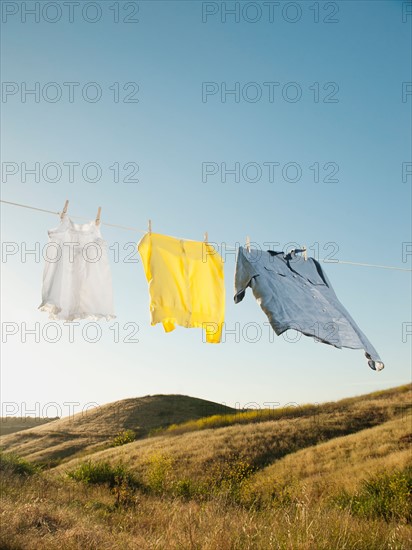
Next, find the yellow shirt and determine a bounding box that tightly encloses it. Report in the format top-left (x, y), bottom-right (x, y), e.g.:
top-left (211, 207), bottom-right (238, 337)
top-left (137, 232), bottom-right (225, 343)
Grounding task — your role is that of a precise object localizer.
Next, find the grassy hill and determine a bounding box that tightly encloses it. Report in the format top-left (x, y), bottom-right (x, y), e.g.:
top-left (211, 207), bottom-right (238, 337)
top-left (0, 384), bottom-right (411, 549)
top-left (56, 384), bottom-right (411, 488)
top-left (244, 415), bottom-right (412, 505)
top-left (0, 394), bottom-right (236, 465)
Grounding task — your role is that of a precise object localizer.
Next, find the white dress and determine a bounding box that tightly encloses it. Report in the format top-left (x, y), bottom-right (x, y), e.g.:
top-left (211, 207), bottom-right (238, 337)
top-left (39, 216), bottom-right (115, 321)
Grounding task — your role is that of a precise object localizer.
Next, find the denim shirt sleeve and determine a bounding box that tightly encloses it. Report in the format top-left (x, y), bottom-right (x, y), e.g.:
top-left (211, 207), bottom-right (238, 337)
top-left (234, 246), bottom-right (259, 304)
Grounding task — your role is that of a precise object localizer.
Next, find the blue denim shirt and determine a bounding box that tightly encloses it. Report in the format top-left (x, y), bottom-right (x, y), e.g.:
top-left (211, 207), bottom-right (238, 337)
top-left (234, 247), bottom-right (384, 371)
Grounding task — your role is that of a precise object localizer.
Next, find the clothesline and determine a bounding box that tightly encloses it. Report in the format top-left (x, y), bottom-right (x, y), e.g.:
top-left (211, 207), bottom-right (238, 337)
top-left (0, 199), bottom-right (145, 233)
top-left (1, 199), bottom-right (411, 272)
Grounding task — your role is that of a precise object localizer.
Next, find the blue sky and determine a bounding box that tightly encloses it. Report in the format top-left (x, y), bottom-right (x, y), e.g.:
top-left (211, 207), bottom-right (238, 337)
top-left (1, 0), bottom-right (411, 418)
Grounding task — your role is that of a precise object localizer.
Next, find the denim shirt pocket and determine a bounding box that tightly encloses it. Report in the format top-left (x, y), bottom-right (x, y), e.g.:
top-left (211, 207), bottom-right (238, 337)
top-left (304, 274), bottom-right (326, 286)
top-left (263, 264), bottom-right (288, 279)
top-left (301, 266), bottom-right (327, 286)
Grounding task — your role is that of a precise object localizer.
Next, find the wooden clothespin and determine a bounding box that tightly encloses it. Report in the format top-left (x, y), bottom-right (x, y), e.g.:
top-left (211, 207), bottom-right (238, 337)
top-left (60, 199), bottom-right (69, 220)
top-left (204, 231), bottom-right (208, 243)
top-left (148, 219), bottom-right (152, 234)
top-left (95, 207), bottom-right (102, 226)
top-left (303, 245), bottom-right (307, 261)
top-left (246, 236), bottom-right (251, 253)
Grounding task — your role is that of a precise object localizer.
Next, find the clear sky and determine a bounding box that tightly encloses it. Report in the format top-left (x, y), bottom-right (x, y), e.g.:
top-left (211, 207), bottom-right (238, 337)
top-left (1, 0), bottom-right (411, 418)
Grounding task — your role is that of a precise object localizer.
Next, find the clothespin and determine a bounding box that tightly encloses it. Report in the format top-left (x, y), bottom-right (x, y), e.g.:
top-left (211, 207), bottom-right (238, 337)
top-left (95, 207), bottom-right (102, 226)
top-left (60, 199), bottom-right (69, 220)
top-left (246, 236), bottom-right (251, 253)
top-left (204, 231), bottom-right (208, 243)
top-left (148, 219), bottom-right (152, 234)
top-left (303, 245), bottom-right (307, 261)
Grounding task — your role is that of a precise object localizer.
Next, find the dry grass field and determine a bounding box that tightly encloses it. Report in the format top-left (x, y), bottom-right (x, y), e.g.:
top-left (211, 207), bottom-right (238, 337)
top-left (0, 417), bottom-right (57, 436)
top-left (0, 384), bottom-right (411, 549)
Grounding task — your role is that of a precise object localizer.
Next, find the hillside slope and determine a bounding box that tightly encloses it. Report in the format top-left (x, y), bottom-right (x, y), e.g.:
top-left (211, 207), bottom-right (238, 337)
top-left (244, 414), bottom-right (412, 505)
top-left (0, 385), bottom-right (411, 550)
top-left (0, 417), bottom-right (57, 436)
top-left (0, 394), bottom-right (235, 464)
top-left (58, 385), bottom-right (411, 483)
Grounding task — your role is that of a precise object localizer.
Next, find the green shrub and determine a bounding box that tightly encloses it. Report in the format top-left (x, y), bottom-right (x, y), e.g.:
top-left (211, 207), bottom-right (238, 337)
top-left (172, 479), bottom-right (196, 499)
top-left (0, 452), bottom-right (39, 476)
top-left (334, 467), bottom-right (412, 522)
top-left (145, 453), bottom-right (174, 493)
top-left (202, 455), bottom-right (255, 502)
top-left (67, 460), bottom-right (139, 489)
top-left (67, 460), bottom-right (144, 509)
top-left (110, 429), bottom-right (136, 447)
